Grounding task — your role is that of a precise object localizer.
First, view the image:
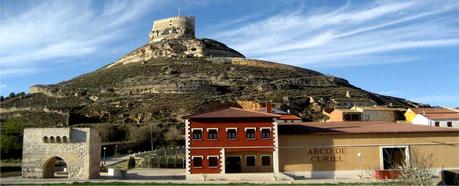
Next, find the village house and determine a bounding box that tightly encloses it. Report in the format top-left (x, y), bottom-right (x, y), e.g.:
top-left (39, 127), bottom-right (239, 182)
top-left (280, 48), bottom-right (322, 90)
top-left (405, 107), bottom-right (459, 128)
top-left (259, 105), bottom-right (302, 124)
top-left (323, 106), bottom-right (406, 122)
top-left (184, 107), bottom-right (283, 180)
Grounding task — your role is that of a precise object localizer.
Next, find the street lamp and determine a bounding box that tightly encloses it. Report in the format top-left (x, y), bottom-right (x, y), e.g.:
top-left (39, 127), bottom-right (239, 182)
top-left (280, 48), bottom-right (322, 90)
top-left (357, 153), bottom-right (363, 180)
top-left (115, 145), bottom-right (118, 158)
top-left (103, 147), bottom-right (107, 166)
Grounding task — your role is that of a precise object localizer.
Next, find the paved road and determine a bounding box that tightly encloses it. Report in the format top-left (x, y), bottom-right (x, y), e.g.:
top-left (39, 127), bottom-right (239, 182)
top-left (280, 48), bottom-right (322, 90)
top-left (0, 168), bottom-right (442, 185)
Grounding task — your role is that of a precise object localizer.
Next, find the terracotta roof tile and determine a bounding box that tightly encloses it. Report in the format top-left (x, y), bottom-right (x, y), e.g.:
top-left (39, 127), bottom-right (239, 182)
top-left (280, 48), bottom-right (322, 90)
top-left (411, 107), bottom-right (457, 114)
top-left (186, 107), bottom-right (280, 119)
top-left (424, 113), bottom-right (459, 120)
top-left (278, 121), bottom-right (459, 135)
top-left (279, 114), bottom-right (302, 120)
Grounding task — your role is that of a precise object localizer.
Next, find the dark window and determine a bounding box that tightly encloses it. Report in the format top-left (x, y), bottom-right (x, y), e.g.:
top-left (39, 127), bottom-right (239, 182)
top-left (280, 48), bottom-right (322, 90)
top-left (193, 130), bottom-right (202, 139)
top-left (43, 136), bottom-right (49, 143)
top-left (49, 136), bottom-right (55, 143)
top-left (56, 136), bottom-right (61, 143)
top-left (447, 122), bottom-right (453, 127)
top-left (62, 136), bottom-right (68, 143)
top-left (193, 157), bottom-right (202, 167)
top-left (227, 129), bottom-right (237, 139)
top-left (246, 156), bottom-right (255, 166)
top-left (208, 129), bottom-right (218, 139)
top-left (383, 148), bottom-right (406, 169)
top-left (435, 122), bottom-right (440, 127)
top-left (208, 157), bottom-right (218, 167)
top-left (261, 156), bottom-right (271, 166)
top-left (246, 129), bottom-right (255, 139)
top-left (261, 129), bottom-right (271, 139)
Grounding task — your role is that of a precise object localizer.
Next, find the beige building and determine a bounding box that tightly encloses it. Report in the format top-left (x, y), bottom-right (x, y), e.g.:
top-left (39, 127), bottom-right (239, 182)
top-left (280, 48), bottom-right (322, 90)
top-left (22, 128), bottom-right (101, 179)
top-left (278, 122), bottom-right (459, 179)
top-left (323, 109), bottom-right (362, 122)
top-left (352, 106), bottom-right (406, 122)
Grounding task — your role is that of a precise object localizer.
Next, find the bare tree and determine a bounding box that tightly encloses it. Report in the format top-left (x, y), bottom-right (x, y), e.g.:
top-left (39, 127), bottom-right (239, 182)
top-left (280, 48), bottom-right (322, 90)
top-left (394, 150), bottom-right (434, 186)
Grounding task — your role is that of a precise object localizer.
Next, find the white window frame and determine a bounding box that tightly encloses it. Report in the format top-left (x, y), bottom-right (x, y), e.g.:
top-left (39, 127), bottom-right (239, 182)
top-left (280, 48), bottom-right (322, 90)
top-left (192, 156), bottom-right (204, 168)
top-left (244, 127), bottom-right (256, 131)
top-left (379, 145), bottom-right (410, 170)
top-left (191, 128), bottom-right (203, 140)
top-left (260, 127), bottom-right (272, 139)
top-left (206, 128), bottom-right (219, 132)
top-left (245, 128), bottom-right (256, 140)
top-left (245, 155), bottom-right (256, 167)
top-left (207, 155), bottom-right (219, 168)
top-left (225, 127), bottom-right (238, 131)
top-left (260, 155), bottom-right (272, 166)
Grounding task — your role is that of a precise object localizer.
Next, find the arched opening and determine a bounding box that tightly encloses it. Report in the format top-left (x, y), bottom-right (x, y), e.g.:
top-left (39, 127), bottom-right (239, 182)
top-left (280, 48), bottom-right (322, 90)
top-left (43, 136), bottom-right (49, 143)
top-left (49, 136), bottom-right (55, 143)
top-left (56, 136), bottom-right (62, 143)
top-left (42, 156), bottom-right (69, 178)
top-left (62, 136), bottom-right (68, 143)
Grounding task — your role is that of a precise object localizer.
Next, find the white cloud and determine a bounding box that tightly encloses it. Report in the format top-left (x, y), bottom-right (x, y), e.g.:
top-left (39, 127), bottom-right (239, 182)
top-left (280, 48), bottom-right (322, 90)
top-left (0, 0), bottom-right (158, 76)
top-left (211, 0), bottom-right (459, 67)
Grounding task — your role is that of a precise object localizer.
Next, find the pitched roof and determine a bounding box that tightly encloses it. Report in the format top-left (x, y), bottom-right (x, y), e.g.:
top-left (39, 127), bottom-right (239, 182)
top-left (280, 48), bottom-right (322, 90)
top-left (424, 113), bottom-right (459, 120)
top-left (186, 107), bottom-right (280, 119)
top-left (278, 121), bottom-right (459, 135)
top-left (410, 107), bottom-right (457, 114)
top-left (355, 106), bottom-right (406, 111)
top-left (279, 114), bottom-right (302, 120)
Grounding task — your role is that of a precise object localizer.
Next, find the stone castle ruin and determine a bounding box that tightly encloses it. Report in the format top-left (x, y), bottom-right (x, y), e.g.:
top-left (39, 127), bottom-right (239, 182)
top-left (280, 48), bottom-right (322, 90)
top-left (148, 16), bottom-right (195, 43)
top-left (22, 128), bottom-right (101, 179)
top-left (106, 16), bottom-right (244, 68)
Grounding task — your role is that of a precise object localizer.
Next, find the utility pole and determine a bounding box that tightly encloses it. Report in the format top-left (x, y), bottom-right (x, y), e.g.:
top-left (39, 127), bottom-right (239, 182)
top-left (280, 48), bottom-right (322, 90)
top-left (150, 124), bottom-right (154, 152)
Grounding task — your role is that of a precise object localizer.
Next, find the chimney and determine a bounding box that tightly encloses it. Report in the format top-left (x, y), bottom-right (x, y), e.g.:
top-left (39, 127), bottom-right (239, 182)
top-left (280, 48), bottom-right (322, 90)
top-left (266, 102), bottom-right (272, 113)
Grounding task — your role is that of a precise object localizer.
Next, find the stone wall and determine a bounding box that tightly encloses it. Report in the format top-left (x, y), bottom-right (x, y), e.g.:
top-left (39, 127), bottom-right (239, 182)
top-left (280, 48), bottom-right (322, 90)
top-left (22, 128), bottom-right (101, 180)
top-left (149, 16), bottom-right (195, 43)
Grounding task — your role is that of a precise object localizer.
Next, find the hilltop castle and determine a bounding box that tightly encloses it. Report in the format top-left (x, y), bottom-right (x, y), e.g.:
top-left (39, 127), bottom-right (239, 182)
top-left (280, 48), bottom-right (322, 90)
top-left (106, 16), bottom-right (244, 68)
top-left (148, 16), bottom-right (196, 43)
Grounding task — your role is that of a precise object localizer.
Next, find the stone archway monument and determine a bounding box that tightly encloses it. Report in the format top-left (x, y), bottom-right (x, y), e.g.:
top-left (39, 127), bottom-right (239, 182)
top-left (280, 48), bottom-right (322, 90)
top-left (22, 128), bottom-right (101, 179)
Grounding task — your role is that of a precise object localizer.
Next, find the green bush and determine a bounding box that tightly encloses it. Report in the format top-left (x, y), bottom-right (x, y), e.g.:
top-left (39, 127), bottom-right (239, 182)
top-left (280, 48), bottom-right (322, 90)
top-left (0, 120), bottom-right (24, 159)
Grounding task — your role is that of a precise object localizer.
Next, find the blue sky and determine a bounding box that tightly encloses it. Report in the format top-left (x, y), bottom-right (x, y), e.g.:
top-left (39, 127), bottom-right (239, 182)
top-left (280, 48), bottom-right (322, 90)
top-left (0, 0), bottom-right (458, 107)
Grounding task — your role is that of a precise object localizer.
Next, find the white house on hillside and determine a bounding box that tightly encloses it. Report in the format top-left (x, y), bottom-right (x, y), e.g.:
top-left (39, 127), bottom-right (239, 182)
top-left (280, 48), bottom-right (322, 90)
top-left (409, 108), bottom-right (459, 128)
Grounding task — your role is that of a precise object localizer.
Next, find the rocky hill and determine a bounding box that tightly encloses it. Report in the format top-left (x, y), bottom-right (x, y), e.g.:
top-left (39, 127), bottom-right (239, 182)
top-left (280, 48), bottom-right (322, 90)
top-left (0, 16), bottom-right (423, 128)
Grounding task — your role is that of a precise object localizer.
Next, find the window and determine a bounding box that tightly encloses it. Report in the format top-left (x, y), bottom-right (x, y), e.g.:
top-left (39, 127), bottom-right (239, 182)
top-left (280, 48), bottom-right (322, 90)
top-left (261, 156), bottom-right (271, 166)
top-left (246, 128), bottom-right (255, 139)
top-left (56, 136), bottom-right (61, 143)
top-left (447, 122), bottom-right (453, 127)
top-left (192, 157), bottom-right (202, 168)
top-left (435, 122), bottom-right (440, 127)
top-left (43, 136), bottom-right (49, 143)
top-left (246, 156), bottom-right (255, 166)
top-left (227, 129), bottom-right (237, 139)
top-left (261, 128), bottom-right (271, 139)
top-left (192, 129), bottom-right (202, 140)
top-left (208, 156), bottom-right (218, 167)
top-left (382, 147), bottom-right (406, 169)
top-left (208, 129), bottom-right (218, 139)
top-left (62, 136), bottom-right (68, 143)
top-left (49, 136), bottom-right (55, 143)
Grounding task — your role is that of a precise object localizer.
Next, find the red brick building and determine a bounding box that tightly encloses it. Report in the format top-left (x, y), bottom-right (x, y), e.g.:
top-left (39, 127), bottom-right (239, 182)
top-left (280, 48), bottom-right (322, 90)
top-left (184, 107), bottom-right (280, 178)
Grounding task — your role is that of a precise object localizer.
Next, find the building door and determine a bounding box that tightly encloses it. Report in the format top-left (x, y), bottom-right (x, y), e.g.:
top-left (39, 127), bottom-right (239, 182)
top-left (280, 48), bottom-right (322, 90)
top-left (226, 157), bottom-right (241, 173)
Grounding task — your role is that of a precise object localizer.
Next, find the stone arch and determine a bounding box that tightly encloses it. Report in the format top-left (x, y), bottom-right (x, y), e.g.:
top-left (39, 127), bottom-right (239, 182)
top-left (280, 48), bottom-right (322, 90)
top-left (42, 156), bottom-right (69, 178)
top-left (49, 136), bottom-right (55, 143)
top-left (43, 136), bottom-right (49, 143)
top-left (56, 136), bottom-right (62, 143)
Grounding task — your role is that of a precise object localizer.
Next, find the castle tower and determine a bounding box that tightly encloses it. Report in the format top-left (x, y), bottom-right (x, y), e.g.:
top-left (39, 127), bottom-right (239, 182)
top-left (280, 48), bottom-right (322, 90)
top-left (148, 16), bottom-right (195, 43)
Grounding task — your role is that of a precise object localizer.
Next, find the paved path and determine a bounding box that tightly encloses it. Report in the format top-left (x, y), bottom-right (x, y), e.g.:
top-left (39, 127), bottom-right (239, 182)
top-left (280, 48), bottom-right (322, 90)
top-left (1, 168), bottom-right (440, 185)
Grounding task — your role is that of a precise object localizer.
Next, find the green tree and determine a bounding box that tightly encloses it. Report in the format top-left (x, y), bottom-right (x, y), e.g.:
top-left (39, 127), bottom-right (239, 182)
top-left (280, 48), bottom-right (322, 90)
top-left (0, 120), bottom-right (24, 159)
top-left (8, 92), bottom-right (15, 98)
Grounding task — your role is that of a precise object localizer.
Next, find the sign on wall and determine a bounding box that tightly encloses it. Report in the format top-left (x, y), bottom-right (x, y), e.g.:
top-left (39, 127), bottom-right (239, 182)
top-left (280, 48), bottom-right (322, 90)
top-left (307, 147), bottom-right (346, 163)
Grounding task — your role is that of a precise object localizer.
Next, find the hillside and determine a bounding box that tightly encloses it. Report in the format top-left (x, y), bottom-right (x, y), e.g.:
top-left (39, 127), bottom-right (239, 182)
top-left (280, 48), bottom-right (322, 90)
top-left (1, 56), bottom-right (421, 125)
